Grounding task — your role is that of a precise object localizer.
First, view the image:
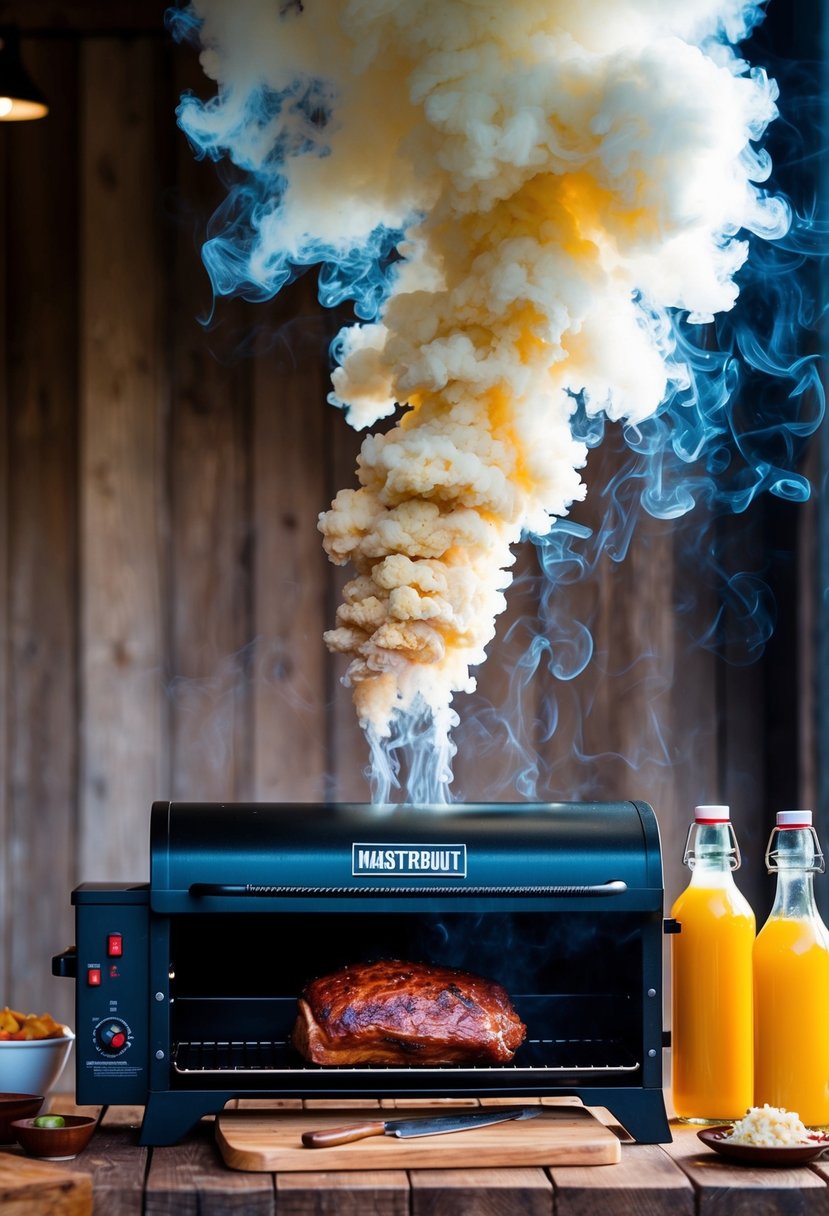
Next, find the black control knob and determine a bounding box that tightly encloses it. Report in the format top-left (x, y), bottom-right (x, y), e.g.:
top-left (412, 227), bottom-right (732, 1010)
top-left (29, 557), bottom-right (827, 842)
top-left (95, 1019), bottom-right (130, 1054)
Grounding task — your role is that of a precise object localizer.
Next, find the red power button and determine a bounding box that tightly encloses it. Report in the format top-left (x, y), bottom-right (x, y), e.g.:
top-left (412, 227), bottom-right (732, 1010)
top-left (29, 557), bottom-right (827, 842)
top-left (87, 968), bottom-right (101, 986)
top-left (107, 934), bottom-right (123, 958)
top-left (110, 1032), bottom-right (126, 1049)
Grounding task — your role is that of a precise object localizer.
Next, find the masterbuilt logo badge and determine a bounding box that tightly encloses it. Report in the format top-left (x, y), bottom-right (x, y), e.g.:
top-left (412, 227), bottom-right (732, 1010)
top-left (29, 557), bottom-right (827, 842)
top-left (352, 843), bottom-right (467, 878)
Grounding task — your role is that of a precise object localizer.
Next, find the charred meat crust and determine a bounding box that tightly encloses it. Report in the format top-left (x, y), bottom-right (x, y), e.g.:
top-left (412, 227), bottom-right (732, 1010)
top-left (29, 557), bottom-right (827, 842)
top-left (292, 958), bottom-right (527, 1066)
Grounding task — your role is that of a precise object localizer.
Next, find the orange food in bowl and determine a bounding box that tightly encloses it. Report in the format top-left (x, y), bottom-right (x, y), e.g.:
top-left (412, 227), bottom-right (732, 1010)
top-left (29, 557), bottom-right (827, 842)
top-left (0, 1008), bottom-right (66, 1041)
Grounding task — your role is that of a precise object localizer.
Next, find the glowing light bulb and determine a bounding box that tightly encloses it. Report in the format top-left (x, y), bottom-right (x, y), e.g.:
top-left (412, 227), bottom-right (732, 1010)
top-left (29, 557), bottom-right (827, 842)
top-left (0, 98), bottom-right (13, 117)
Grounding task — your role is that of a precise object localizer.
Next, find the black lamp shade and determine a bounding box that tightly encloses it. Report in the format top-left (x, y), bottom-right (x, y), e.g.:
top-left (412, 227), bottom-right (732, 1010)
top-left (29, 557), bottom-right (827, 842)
top-left (0, 27), bottom-right (48, 121)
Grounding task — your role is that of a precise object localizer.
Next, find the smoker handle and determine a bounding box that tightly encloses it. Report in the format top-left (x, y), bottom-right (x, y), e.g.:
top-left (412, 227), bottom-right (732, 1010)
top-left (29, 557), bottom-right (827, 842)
top-left (189, 884), bottom-right (249, 896)
top-left (188, 879), bottom-right (630, 897)
top-left (52, 947), bottom-right (77, 979)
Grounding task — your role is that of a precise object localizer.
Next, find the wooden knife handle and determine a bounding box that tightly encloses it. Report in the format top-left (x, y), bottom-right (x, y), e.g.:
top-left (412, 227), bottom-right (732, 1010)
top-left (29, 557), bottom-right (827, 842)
top-left (301, 1120), bottom-right (387, 1148)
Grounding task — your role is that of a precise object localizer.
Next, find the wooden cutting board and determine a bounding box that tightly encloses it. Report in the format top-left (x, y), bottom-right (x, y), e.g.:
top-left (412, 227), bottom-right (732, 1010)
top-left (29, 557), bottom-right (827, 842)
top-left (216, 1104), bottom-right (621, 1171)
top-left (0, 1153), bottom-right (93, 1216)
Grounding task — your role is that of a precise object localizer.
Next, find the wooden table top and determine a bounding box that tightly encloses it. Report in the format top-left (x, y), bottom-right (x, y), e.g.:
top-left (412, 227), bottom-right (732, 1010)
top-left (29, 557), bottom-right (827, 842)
top-left (3, 1095), bottom-right (829, 1216)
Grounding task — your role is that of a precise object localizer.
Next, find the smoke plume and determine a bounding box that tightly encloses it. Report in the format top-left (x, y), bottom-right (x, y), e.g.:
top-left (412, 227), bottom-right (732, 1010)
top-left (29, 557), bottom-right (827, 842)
top-left (172, 0), bottom-right (794, 801)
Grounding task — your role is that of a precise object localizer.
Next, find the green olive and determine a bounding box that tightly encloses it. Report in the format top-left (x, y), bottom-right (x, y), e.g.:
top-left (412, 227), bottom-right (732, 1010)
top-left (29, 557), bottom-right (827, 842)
top-left (33, 1115), bottom-right (66, 1128)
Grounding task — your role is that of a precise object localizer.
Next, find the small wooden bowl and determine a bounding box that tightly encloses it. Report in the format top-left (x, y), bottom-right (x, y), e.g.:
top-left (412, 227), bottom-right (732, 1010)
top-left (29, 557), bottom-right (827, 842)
top-left (11, 1113), bottom-right (97, 1160)
top-left (0, 1093), bottom-right (44, 1144)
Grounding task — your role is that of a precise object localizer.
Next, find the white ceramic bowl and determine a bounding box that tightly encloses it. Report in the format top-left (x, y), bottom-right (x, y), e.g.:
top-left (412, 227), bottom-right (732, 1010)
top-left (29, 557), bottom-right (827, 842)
top-left (0, 1032), bottom-right (74, 1096)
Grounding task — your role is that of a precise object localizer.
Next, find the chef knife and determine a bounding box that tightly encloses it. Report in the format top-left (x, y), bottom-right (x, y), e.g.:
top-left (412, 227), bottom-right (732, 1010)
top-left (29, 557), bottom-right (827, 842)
top-left (301, 1106), bottom-right (540, 1148)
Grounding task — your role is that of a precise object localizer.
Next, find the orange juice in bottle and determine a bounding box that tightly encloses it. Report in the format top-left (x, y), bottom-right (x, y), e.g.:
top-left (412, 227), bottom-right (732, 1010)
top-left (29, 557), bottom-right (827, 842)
top-left (754, 810), bottom-right (829, 1127)
top-left (671, 805), bottom-right (754, 1122)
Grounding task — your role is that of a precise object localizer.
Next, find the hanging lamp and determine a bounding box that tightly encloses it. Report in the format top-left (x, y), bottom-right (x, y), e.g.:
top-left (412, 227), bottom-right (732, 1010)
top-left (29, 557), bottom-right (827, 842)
top-left (0, 27), bottom-right (48, 122)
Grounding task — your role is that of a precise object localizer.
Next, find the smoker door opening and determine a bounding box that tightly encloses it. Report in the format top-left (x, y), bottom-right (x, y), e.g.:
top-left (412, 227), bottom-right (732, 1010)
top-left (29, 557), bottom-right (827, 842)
top-left (168, 911), bottom-right (643, 1080)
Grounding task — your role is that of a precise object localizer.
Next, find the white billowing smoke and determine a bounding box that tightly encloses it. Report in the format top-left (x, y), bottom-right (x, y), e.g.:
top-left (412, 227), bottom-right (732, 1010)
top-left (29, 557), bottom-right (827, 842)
top-left (181, 0), bottom-right (786, 800)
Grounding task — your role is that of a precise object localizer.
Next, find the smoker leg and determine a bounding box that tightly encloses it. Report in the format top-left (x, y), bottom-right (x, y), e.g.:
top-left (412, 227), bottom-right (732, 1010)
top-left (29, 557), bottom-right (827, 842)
top-left (581, 1088), bottom-right (671, 1144)
top-left (139, 1091), bottom-right (235, 1146)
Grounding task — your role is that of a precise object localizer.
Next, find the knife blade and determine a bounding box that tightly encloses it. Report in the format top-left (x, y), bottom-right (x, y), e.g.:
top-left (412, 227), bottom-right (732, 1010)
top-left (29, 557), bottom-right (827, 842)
top-left (301, 1106), bottom-right (539, 1148)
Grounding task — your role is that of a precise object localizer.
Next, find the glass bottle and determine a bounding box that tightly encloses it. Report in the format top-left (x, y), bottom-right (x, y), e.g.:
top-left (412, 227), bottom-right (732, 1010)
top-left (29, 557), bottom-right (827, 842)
top-left (671, 805), bottom-right (755, 1122)
top-left (753, 810), bottom-right (829, 1126)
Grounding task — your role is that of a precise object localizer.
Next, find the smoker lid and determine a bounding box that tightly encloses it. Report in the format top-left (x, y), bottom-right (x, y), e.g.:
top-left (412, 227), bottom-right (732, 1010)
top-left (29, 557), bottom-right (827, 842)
top-left (149, 801), bottom-right (662, 912)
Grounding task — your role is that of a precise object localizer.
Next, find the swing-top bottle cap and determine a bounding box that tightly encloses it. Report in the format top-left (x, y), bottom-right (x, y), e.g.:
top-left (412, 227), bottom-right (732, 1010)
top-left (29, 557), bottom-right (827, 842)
top-left (776, 810), bottom-right (813, 829)
top-left (684, 806), bottom-right (740, 869)
top-left (694, 805), bottom-right (731, 823)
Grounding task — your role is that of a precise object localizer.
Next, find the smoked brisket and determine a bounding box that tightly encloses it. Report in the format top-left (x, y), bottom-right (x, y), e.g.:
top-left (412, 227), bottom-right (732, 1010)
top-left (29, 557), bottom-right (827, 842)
top-left (292, 959), bottom-right (526, 1066)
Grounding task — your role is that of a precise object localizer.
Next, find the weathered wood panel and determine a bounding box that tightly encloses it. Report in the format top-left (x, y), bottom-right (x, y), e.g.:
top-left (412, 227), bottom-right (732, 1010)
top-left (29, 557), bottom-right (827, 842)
top-left (3, 37), bottom-right (79, 1026)
top-left (529, 436), bottom-right (683, 808)
top-left (663, 509), bottom-right (721, 910)
top-left (78, 37), bottom-right (167, 882)
top-left (452, 542), bottom-right (544, 802)
top-left (146, 1124), bottom-right (275, 1216)
top-left (0, 0), bottom-right (166, 33)
top-left (0, 114), bottom-right (8, 1008)
top-left (550, 1143), bottom-right (695, 1216)
top-left (168, 51), bottom-right (253, 803)
top-left (325, 365), bottom-right (371, 803)
top-left (43, 1099), bottom-right (145, 1216)
top-left (798, 440), bottom-right (820, 818)
top-left (718, 509), bottom-right (769, 919)
top-left (68, 1126), bottom-right (147, 1216)
top-left (0, 1154), bottom-right (93, 1216)
top-left (19, 1102), bottom-right (829, 1216)
top-left (663, 1122), bottom-right (829, 1215)
top-left (409, 1167), bottom-right (553, 1216)
top-left (276, 1169), bottom-right (409, 1216)
top-left (251, 280), bottom-right (332, 802)
top-left (527, 443), bottom-right (677, 790)
top-left (529, 433), bottom-right (724, 914)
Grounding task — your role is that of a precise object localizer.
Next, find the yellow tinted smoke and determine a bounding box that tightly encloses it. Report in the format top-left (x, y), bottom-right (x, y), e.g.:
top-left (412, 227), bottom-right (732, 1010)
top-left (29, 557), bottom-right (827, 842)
top-left (190, 0), bottom-right (785, 741)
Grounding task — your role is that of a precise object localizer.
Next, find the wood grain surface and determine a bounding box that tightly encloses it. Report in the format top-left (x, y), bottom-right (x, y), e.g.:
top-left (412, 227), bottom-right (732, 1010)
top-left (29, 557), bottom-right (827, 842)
top-left (167, 49), bottom-right (253, 807)
top-left (78, 35), bottom-right (167, 885)
top-left (251, 282), bottom-right (333, 803)
top-left (0, 123), bottom-right (8, 1028)
top-left (663, 1122), bottom-right (829, 1216)
top-left (412, 1166), bottom-right (554, 1216)
top-left (146, 1124), bottom-right (276, 1216)
top-left (549, 1142), bottom-right (695, 1216)
top-left (3, 36), bottom-right (79, 1029)
top-left (0, 1153), bottom-right (93, 1216)
top-left (277, 1169), bottom-right (409, 1216)
top-left (6, 1094), bottom-right (829, 1214)
top-left (325, 367), bottom-right (371, 805)
top-left (215, 1104), bottom-right (621, 1173)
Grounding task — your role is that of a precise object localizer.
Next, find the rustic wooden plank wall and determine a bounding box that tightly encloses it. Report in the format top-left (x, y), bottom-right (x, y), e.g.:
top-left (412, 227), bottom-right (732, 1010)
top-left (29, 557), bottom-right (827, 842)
top-left (79, 36), bottom-right (168, 886)
top-left (2, 34), bottom-right (80, 1022)
top-left (169, 49), bottom-right (253, 805)
top-left (0, 3), bottom-right (812, 1027)
top-left (251, 293), bottom-right (335, 804)
top-left (0, 77), bottom-right (8, 1013)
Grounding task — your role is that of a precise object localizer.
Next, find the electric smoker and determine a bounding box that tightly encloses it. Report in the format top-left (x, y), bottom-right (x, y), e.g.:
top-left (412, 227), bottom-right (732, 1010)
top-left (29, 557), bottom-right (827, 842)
top-left (53, 800), bottom-right (671, 1145)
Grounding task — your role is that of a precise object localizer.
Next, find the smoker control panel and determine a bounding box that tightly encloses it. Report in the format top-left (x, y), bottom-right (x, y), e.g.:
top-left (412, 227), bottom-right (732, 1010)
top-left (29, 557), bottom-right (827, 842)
top-left (72, 889), bottom-right (149, 1106)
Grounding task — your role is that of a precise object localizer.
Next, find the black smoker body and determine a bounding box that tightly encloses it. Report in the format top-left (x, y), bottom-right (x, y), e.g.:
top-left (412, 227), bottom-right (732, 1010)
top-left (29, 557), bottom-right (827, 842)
top-left (54, 801), bottom-right (671, 1145)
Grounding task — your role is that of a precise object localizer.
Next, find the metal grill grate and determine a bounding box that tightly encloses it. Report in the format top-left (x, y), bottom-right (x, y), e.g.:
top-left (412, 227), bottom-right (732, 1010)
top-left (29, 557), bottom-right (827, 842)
top-left (171, 1037), bottom-right (638, 1075)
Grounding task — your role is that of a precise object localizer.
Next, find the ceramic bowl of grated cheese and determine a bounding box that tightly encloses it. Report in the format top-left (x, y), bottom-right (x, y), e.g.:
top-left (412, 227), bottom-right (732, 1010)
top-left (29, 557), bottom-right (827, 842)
top-left (698, 1106), bottom-right (829, 1166)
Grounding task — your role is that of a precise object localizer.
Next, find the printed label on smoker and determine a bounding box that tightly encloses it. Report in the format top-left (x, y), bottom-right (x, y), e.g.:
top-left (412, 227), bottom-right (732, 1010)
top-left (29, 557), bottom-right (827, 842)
top-left (352, 843), bottom-right (467, 877)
